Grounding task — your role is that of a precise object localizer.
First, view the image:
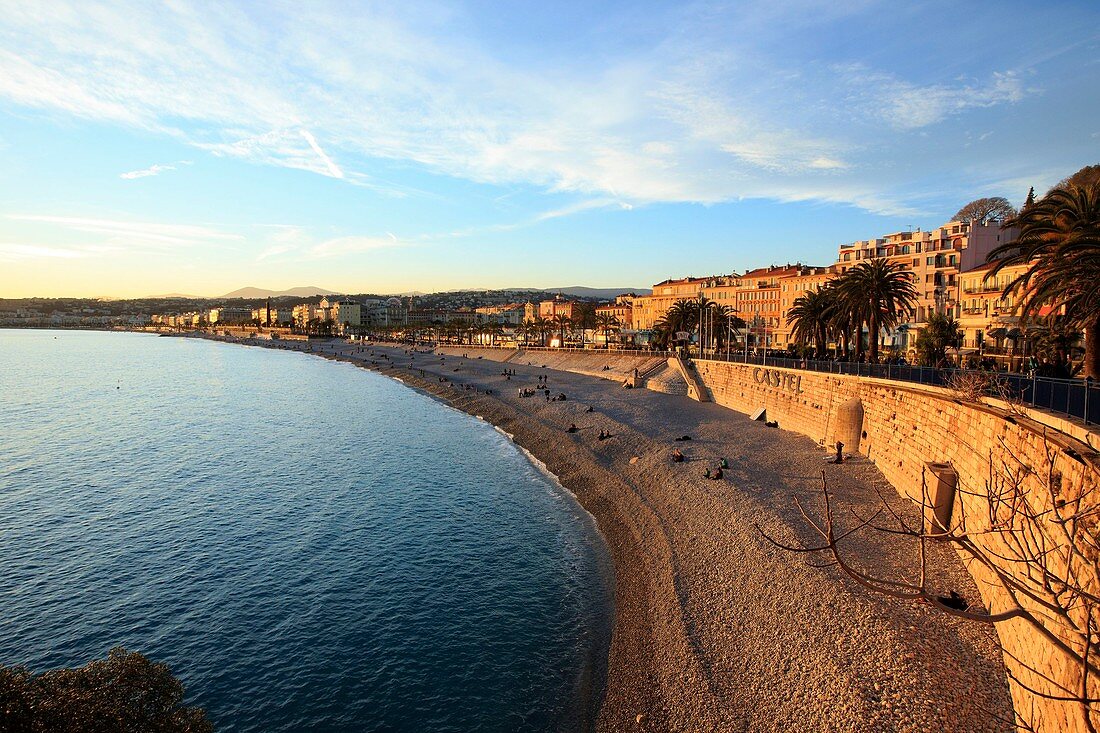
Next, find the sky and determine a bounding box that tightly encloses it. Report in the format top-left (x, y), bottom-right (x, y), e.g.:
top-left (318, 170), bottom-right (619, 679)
top-left (0, 0), bottom-right (1097, 299)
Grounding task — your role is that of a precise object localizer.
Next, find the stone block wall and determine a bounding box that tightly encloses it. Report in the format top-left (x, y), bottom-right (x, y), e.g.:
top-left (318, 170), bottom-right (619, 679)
top-left (695, 359), bottom-right (1100, 733)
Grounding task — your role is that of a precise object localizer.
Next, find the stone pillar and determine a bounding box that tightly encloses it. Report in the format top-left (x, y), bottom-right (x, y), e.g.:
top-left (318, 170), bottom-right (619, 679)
top-left (831, 397), bottom-right (864, 455)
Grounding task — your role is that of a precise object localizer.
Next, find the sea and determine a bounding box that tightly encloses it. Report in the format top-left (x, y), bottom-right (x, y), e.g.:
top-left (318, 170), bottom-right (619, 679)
top-left (0, 329), bottom-right (613, 732)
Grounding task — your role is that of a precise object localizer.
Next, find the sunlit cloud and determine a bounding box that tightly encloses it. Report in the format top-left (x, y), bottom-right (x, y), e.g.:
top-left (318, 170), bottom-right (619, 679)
top-left (6, 214), bottom-right (244, 248)
top-left (0, 243), bottom-right (93, 261)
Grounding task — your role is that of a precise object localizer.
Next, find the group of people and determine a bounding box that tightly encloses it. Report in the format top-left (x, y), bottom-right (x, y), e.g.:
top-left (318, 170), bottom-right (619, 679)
top-left (704, 458), bottom-right (729, 480)
top-left (670, 445), bottom-right (729, 481)
top-left (564, 423), bottom-right (613, 442)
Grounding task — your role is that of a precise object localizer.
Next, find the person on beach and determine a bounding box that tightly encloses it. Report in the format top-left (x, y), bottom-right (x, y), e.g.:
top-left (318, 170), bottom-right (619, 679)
top-left (671, 449), bottom-right (684, 463)
top-left (712, 467), bottom-right (724, 480)
top-left (719, 457), bottom-right (729, 469)
top-left (704, 467), bottom-right (712, 478)
top-left (567, 423), bottom-right (578, 433)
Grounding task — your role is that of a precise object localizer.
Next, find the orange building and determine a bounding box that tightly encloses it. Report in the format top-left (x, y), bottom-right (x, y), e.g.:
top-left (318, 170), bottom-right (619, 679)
top-left (595, 294), bottom-right (635, 326)
top-left (774, 266), bottom-right (835, 348)
top-left (835, 220), bottom-right (1018, 350)
top-left (538, 295), bottom-right (579, 321)
top-left (709, 265), bottom-right (806, 349)
top-left (630, 277), bottom-right (708, 331)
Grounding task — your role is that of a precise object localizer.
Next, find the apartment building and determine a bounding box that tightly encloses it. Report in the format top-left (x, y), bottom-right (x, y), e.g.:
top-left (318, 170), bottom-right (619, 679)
top-left (774, 266), bottom-right (834, 348)
top-left (208, 306), bottom-right (252, 324)
top-left (538, 295), bottom-right (580, 321)
top-left (475, 303), bottom-right (525, 325)
top-left (835, 220), bottom-right (1018, 349)
top-left (595, 294), bottom-right (635, 325)
top-left (957, 261), bottom-right (1032, 362)
top-left (292, 303), bottom-right (320, 328)
top-left (630, 277), bottom-right (708, 331)
top-left (319, 297), bottom-right (361, 328)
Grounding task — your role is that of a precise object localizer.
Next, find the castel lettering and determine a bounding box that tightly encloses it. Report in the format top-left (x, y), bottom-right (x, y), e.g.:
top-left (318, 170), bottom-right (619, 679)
top-left (752, 367), bottom-right (803, 394)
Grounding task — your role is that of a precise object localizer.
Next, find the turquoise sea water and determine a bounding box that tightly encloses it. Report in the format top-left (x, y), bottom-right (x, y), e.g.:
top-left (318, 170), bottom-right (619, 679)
top-left (0, 330), bottom-right (612, 732)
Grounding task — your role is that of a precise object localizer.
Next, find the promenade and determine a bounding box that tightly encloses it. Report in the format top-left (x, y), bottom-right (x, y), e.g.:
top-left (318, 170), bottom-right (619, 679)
top-left (231, 336), bottom-right (1015, 732)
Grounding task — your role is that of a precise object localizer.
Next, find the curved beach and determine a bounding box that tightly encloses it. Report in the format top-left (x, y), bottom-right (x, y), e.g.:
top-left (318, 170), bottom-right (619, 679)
top-left (220, 336), bottom-right (1014, 732)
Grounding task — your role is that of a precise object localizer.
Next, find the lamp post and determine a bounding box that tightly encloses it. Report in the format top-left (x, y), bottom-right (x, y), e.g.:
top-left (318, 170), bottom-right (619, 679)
top-left (761, 316), bottom-right (768, 367)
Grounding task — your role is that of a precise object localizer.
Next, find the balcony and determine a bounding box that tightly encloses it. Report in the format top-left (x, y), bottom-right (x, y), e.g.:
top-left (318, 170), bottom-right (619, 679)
top-left (963, 286), bottom-right (1002, 294)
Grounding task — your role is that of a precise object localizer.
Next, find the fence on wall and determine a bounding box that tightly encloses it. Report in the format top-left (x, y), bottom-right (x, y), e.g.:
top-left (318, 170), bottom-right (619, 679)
top-left (699, 352), bottom-right (1099, 426)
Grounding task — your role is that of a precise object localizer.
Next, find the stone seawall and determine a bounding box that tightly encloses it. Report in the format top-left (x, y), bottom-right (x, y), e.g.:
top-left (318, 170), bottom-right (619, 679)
top-left (433, 346), bottom-right (667, 383)
top-left (694, 358), bottom-right (1100, 733)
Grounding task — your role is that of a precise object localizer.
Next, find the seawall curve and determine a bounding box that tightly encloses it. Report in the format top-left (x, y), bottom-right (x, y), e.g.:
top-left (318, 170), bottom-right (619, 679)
top-left (694, 357), bottom-right (1100, 733)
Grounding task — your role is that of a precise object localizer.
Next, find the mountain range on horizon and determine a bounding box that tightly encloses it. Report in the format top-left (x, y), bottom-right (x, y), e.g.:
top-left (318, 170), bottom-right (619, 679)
top-left (142, 285), bottom-right (646, 301)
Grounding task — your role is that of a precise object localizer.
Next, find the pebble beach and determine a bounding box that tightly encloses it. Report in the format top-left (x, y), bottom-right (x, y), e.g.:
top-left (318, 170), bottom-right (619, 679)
top-left (208, 335), bottom-right (1015, 732)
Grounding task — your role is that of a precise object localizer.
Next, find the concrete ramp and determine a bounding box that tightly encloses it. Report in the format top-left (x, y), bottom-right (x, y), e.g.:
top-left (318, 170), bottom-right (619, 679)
top-left (644, 364), bottom-right (689, 396)
top-left (669, 356), bottom-right (712, 402)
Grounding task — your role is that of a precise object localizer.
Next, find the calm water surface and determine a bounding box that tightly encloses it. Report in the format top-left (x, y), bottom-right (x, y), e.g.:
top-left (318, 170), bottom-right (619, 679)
top-left (0, 330), bottom-right (612, 732)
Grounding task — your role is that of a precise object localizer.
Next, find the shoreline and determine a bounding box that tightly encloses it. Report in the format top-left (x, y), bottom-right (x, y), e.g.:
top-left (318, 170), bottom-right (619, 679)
top-left (179, 333), bottom-right (1014, 732)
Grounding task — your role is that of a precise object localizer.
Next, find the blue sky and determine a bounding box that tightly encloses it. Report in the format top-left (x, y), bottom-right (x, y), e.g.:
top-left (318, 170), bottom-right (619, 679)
top-left (0, 0), bottom-right (1097, 298)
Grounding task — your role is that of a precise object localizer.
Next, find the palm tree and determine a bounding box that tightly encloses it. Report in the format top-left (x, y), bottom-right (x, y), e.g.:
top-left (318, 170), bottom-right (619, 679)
top-left (551, 313), bottom-right (572, 347)
top-left (574, 302), bottom-right (597, 347)
top-left (913, 312), bottom-right (962, 367)
top-left (834, 259), bottom-right (917, 363)
top-left (652, 299), bottom-right (696, 349)
top-left (517, 320), bottom-right (532, 347)
top-left (530, 316), bottom-right (552, 346)
top-left (484, 323), bottom-right (504, 346)
top-left (786, 286), bottom-right (833, 358)
top-left (987, 184), bottom-right (1100, 378)
top-left (595, 313), bottom-right (621, 348)
top-left (668, 299), bottom-right (699, 332)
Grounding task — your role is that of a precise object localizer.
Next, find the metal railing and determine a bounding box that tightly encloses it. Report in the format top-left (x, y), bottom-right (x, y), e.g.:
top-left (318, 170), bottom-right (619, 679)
top-left (696, 352), bottom-right (1098, 425)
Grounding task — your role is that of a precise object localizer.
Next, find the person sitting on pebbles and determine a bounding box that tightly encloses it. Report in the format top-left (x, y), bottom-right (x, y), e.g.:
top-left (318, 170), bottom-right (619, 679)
top-left (566, 423), bottom-right (578, 433)
top-left (671, 449), bottom-right (685, 463)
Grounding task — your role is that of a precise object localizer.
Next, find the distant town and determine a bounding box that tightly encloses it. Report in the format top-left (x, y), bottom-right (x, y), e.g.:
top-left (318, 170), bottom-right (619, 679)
top-left (1, 213), bottom-right (1060, 373)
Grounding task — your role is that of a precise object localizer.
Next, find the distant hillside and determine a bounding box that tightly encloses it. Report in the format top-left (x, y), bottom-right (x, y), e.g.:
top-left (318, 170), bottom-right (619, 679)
top-left (220, 286), bottom-right (334, 299)
top-left (508, 286), bottom-right (646, 299)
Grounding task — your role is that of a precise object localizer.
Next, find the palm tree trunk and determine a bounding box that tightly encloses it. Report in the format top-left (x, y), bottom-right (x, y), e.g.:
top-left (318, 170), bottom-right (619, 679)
top-left (1086, 318), bottom-right (1100, 380)
top-left (869, 313), bottom-right (879, 363)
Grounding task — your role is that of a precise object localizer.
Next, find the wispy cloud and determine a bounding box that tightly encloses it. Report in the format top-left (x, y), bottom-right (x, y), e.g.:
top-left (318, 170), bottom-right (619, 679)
top-left (300, 130), bottom-right (343, 179)
top-left (0, 1), bottom-right (1054, 216)
top-left (6, 214), bottom-right (244, 248)
top-left (120, 160), bottom-right (191, 179)
top-left (0, 243), bottom-right (96, 261)
top-left (834, 65), bottom-right (1033, 131)
top-left (310, 233), bottom-right (408, 257)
